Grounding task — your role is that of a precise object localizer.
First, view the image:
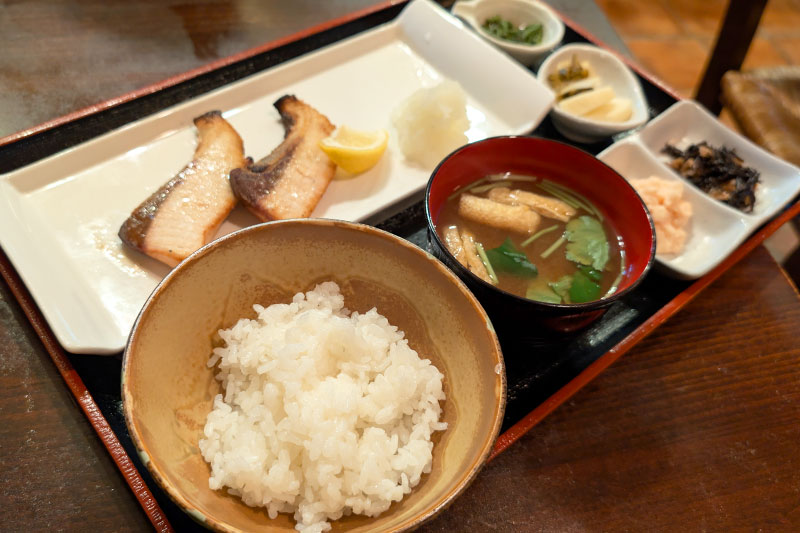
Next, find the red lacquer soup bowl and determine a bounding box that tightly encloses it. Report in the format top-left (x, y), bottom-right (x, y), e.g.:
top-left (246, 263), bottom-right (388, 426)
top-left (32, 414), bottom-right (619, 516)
top-left (425, 136), bottom-right (656, 337)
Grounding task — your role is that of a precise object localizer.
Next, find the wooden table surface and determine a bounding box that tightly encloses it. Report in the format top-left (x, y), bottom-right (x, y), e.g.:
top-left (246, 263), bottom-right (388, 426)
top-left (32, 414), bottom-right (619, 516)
top-left (2, 2), bottom-right (799, 531)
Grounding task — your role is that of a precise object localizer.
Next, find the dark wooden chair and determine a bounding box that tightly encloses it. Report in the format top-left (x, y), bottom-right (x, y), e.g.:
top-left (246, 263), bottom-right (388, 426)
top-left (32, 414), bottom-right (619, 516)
top-left (694, 0), bottom-right (768, 115)
top-left (694, 0), bottom-right (800, 289)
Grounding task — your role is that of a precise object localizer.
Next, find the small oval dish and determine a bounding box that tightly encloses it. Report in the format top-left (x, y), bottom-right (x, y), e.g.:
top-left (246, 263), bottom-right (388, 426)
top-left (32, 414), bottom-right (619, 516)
top-left (452, 0), bottom-right (564, 66)
top-left (537, 43), bottom-right (649, 143)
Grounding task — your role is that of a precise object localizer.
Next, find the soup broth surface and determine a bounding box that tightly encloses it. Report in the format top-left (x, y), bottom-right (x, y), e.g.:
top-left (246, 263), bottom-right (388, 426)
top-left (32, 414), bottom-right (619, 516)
top-left (436, 173), bottom-right (624, 304)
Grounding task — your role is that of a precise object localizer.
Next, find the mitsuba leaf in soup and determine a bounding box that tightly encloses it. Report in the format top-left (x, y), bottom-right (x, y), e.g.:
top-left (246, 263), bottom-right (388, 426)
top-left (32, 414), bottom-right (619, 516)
top-left (569, 269), bottom-right (602, 303)
top-left (486, 238), bottom-right (538, 277)
top-left (549, 275), bottom-right (572, 302)
top-left (565, 216), bottom-right (609, 271)
top-left (525, 286), bottom-right (562, 304)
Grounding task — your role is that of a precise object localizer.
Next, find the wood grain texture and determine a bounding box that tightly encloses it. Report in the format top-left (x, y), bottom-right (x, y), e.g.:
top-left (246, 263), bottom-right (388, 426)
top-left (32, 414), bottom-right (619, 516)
top-left (0, 279), bottom-right (151, 531)
top-left (419, 245), bottom-right (800, 531)
top-left (2, 1), bottom-right (799, 531)
top-left (0, 0), bottom-right (383, 140)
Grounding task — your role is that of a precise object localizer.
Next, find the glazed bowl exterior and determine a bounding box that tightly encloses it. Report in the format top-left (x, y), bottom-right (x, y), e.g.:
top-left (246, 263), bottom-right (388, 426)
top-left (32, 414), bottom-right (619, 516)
top-left (425, 136), bottom-right (656, 338)
top-left (121, 219), bottom-right (505, 532)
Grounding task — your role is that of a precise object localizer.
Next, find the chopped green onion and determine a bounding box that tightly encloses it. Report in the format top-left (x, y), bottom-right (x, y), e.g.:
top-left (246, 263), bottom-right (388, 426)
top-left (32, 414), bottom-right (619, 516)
top-left (540, 180), bottom-right (604, 221)
top-left (447, 177), bottom-right (489, 201)
top-left (538, 182), bottom-right (597, 217)
top-left (475, 242), bottom-right (499, 284)
top-left (469, 182), bottom-right (511, 195)
top-left (536, 183), bottom-right (580, 209)
top-left (487, 173), bottom-right (540, 183)
top-left (448, 175), bottom-right (542, 201)
top-left (541, 235), bottom-right (566, 259)
top-left (603, 254), bottom-right (626, 298)
top-left (521, 224), bottom-right (559, 247)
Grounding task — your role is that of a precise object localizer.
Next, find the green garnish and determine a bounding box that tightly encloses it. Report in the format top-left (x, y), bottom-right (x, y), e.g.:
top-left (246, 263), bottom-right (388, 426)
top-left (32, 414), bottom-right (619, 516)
top-left (541, 235), bottom-right (566, 259)
top-left (475, 242), bottom-right (499, 284)
top-left (549, 275), bottom-right (573, 302)
top-left (448, 177), bottom-right (489, 201)
top-left (487, 173), bottom-right (539, 184)
top-left (536, 182), bottom-right (580, 209)
top-left (448, 174), bottom-right (541, 201)
top-left (538, 181), bottom-right (602, 220)
top-left (565, 216), bottom-right (609, 271)
top-left (485, 238), bottom-right (538, 277)
top-left (578, 265), bottom-right (603, 281)
top-left (469, 181), bottom-right (512, 195)
top-left (526, 286), bottom-right (562, 304)
top-left (521, 224), bottom-right (559, 247)
top-left (482, 15), bottom-right (543, 45)
top-left (569, 269), bottom-right (602, 303)
top-left (604, 253), bottom-right (626, 298)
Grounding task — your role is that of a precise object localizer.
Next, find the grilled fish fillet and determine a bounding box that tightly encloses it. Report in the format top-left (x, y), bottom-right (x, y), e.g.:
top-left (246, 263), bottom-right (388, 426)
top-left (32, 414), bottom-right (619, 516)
top-left (118, 111), bottom-right (248, 267)
top-left (230, 95), bottom-right (336, 221)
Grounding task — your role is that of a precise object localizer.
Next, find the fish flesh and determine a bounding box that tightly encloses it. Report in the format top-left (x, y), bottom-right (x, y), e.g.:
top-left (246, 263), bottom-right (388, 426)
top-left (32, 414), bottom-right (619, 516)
top-left (230, 95), bottom-right (336, 221)
top-left (118, 111), bottom-right (248, 267)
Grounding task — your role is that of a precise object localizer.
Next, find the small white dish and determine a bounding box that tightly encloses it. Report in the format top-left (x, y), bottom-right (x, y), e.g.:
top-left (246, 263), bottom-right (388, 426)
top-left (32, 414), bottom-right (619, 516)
top-left (538, 43), bottom-right (649, 143)
top-left (451, 0), bottom-right (564, 66)
top-left (598, 140), bottom-right (751, 280)
top-left (637, 100), bottom-right (800, 225)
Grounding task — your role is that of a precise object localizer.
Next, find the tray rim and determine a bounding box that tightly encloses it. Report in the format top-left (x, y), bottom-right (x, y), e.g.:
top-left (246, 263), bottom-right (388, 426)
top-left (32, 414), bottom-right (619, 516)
top-left (1, 1), bottom-right (798, 531)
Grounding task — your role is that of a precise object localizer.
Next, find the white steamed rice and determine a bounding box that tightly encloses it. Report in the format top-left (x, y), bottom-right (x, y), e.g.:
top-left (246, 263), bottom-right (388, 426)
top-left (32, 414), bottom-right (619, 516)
top-left (199, 281), bottom-right (447, 532)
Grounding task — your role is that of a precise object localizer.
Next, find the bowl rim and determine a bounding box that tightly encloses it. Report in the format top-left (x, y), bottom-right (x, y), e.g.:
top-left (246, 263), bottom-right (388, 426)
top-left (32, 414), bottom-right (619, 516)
top-left (424, 135), bottom-right (656, 311)
top-left (537, 43), bottom-right (649, 130)
top-left (121, 218), bottom-right (507, 533)
top-left (453, 0), bottom-right (565, 54)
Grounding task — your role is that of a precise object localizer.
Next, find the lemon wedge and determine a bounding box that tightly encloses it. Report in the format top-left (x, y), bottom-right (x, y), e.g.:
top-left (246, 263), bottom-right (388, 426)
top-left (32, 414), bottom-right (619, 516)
top-left (319, 126), bottom-right (389, 174)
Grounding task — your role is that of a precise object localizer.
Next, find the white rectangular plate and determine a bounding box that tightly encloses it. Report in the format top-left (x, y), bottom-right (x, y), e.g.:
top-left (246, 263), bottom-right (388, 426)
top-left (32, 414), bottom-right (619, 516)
top-left (599, 100), bottom-right (800, 279)
top-left (0, 0), bottom-right (554, 354)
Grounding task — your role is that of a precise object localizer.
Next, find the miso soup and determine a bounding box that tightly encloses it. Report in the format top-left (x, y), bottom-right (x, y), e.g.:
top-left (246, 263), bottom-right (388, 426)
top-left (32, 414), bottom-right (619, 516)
top-left (436, 173), bottom-right (624, 304)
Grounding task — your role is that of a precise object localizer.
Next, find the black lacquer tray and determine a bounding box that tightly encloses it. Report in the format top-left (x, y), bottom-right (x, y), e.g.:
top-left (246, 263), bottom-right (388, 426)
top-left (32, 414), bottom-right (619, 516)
top-left (4, 2), bottom-right (796, 531)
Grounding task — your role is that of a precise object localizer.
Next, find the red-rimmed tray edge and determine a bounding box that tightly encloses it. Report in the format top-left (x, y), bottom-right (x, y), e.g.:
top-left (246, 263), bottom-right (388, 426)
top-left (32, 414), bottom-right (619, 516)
top-left (1, 0), bottom-right (797, 529)
top-left (0, 247), bottom-right (174, 533)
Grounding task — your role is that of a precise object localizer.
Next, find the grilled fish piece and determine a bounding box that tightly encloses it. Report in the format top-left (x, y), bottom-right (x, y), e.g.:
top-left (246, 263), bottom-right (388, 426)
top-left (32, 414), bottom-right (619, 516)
top-left (118, 111), bottom-right (248, 267)
top-left (230, 95), bottom-right (336, 221)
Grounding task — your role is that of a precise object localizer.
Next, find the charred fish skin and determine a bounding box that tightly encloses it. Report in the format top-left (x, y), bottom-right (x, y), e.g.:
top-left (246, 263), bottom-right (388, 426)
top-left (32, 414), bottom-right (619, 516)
top-left (230, 95), bottom-right (336, 222)
top-left (118, 110), bottom-right (248, 267)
